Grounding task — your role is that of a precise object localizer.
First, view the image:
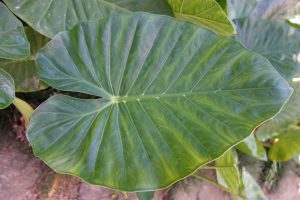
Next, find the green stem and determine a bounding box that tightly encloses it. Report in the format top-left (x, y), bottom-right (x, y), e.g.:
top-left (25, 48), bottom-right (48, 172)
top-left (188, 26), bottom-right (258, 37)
top-left (12, 97), bottom-right (34, 128)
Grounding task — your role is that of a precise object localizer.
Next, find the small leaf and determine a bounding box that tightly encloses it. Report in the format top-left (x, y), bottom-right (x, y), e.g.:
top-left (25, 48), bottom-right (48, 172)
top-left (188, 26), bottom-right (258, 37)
top-left (0, 69), bottom-right (15, 109)
top-left (0, 2), bottom-right (30, 59)
top-left (215, 150), bottom-right (240, 196)
top-left (269, 127), bottom-right (300, 162)
top-left (0, 27), bottom-right (49, 92)
top-left (3, 0), bottom-right (172, 38)
top-left (236, 133), bottom-right (267, 161)
top-left (136, 191), bottom-right (154, 200)
top-left (167, 0), bottom-right (235, 35)
top-left (241, 167), bottom-right (267, 200)
top-left (29, 13), bottom-right (291, 191)
top-left (12, 97), bottom-right (34, 127)
top-left (235, 17), bottom-right (300, 80)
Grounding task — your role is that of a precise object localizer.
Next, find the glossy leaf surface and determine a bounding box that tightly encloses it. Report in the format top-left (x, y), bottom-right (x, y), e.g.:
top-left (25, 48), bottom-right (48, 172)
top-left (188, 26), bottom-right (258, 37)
top-left (215, 150), bottom-right (240, 196)
top-left (0, 2), bottom-right (29, 59)
top-left (235, 17), bottom-right (300, 80)
top-left (29, 13), bottom-right (292, 191)
top-left (0, 69), bottom-right (15, 109)
top-left (3, 0), bottom-right (172, 38)
top-left (0, 27), bottom-right (49, 92)
top-left (167, 0), bottom-right (234, 35)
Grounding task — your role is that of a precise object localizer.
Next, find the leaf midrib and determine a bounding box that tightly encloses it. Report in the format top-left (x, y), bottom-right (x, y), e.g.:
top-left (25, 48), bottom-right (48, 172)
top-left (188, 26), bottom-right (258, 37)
top-left (113, 86), bottom-right (285, 102)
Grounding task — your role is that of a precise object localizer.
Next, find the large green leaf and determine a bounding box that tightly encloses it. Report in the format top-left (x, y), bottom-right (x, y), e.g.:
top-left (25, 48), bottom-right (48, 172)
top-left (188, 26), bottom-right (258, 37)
top-left (235, 17), bottom-right (300, 80)
top-left (268, 127), bottom-right (300, 162)
top-left (3, 0), bottom-right (172, 38)
top-left (215, 150), bottom-right (240, 197)
top-left (236, 133), bottom-right (267, 161)
top-left (29, 13), bottom-right (291, 191)
top-left (167, 0), bottom-right (234, 35)
top-left (0, 2), bottom-right (29, 59)
top-left (0, 69), bottom-right (15, 109)
top-left (0, 27), bottom-right (49, 92)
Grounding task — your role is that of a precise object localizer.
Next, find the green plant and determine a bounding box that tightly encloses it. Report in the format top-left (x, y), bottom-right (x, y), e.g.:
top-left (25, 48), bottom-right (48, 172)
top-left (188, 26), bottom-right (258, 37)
top-left (0, 0), bottom-right (299, 199)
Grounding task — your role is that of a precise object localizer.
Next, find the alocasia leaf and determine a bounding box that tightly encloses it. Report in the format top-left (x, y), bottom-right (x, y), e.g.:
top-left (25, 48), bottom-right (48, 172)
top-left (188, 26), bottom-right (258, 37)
top-left (3, 0), bottom-right (172, 38)
top-left (268, 127), bottom-right (300, 162)
top-left (0, 2), bottom-right (29, 59)
top-left (167, 0), bottom-right (235, 35)
top-left (0, 27), bottom-right (49, 92)
top-left (235, 17), bottom-right (300, 80)
top-left (29, 13), bottom-right (291, 191)
top-left (215, 150), bottom-right (240, 197)
top-left (0, 69), bottom-right (15, 109)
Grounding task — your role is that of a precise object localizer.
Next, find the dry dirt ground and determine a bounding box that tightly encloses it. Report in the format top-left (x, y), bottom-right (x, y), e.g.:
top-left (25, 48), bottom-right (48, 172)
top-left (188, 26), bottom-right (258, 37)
top-left (0, 129), bottom-right (299, 200)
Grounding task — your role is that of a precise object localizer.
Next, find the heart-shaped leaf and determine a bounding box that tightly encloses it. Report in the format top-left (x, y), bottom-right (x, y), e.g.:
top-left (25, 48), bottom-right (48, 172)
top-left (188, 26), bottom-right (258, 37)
top-left (167, 0), bottom-right (235, 35)
top-left (3, 0), bottom-right (172, 38)
top-left (235, 17), bottom-right (300, 80)
top-left (0, 27), bottom-right (49, 92)
top-left (0, 2), bottom-right (29, 59)
top-left (0, 69), bottom-right (15, 109)
top-left (29, 13), bottom-right (291, 191)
